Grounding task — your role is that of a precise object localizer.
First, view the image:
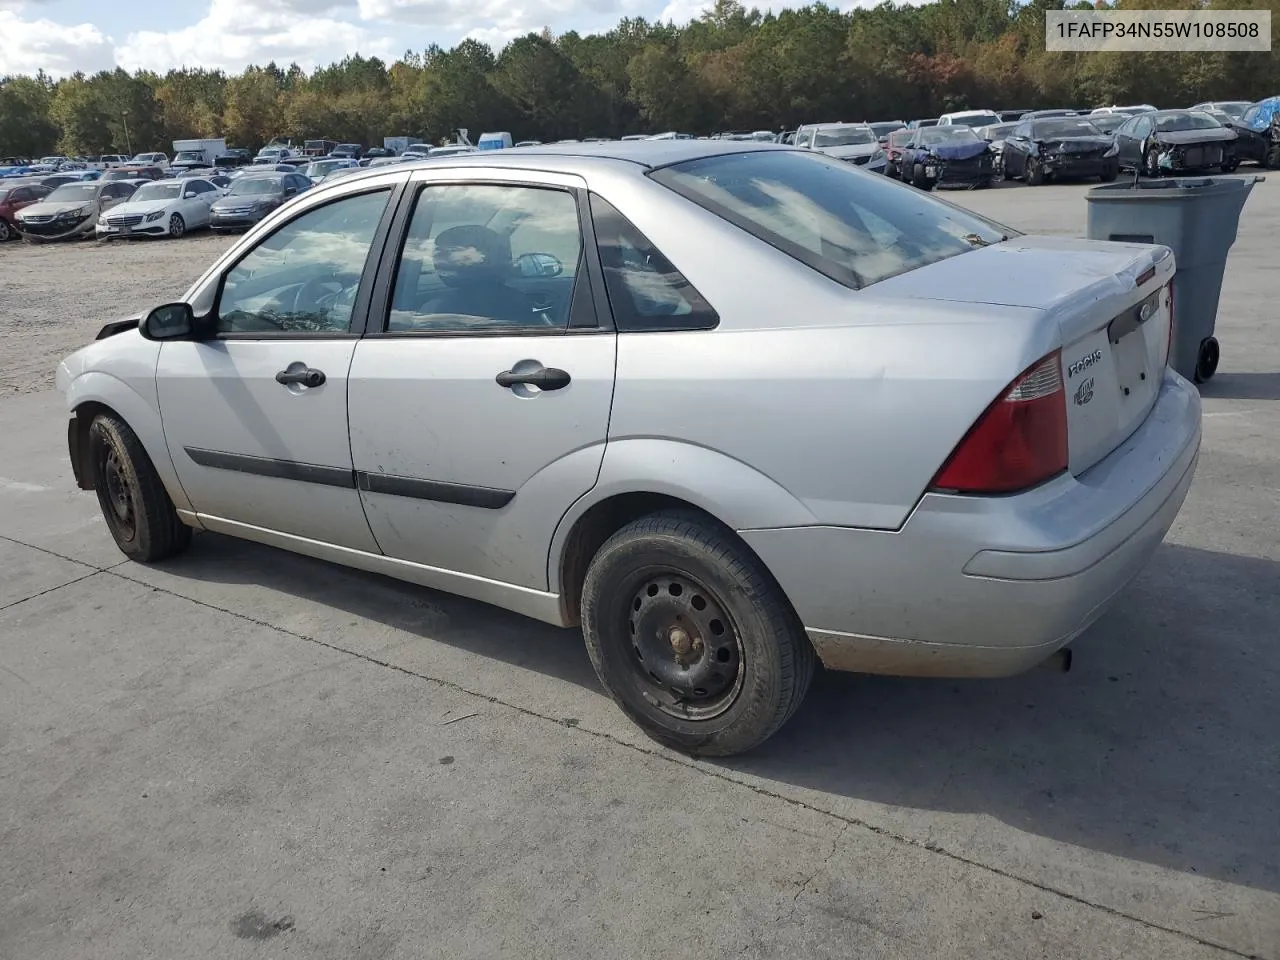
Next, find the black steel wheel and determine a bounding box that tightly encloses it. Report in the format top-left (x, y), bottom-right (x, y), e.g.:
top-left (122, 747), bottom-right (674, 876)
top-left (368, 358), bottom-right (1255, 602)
top-left (1194, 336), bottom-right (1220, 384)
top-left (88, 413), bottom-right (192, 562)
top-left (581, 510), bottom-right (814, 757)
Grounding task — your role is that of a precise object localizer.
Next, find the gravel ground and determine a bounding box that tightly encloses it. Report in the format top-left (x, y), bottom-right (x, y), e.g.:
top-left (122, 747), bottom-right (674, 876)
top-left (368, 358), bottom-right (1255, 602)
top-left (0, 233), bottom-right (233, 396)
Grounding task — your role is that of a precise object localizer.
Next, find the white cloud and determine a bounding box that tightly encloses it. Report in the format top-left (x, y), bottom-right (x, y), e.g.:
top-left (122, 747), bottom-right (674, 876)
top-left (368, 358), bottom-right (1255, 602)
top-left (116, 0), bottom-right (399, 74)
top-left (0, 6), bottom-right (116, 76)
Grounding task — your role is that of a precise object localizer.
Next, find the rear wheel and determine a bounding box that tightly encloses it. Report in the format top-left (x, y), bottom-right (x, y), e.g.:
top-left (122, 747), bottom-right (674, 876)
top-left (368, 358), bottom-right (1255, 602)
top-left (168, 213), bottom-right (186, 238)
top-left (88, 413), bottom-right (192, 562)
top-left (581, 511), bottom-right (814, 757)
top-left (1194, 337), bottom-right (1220, 384)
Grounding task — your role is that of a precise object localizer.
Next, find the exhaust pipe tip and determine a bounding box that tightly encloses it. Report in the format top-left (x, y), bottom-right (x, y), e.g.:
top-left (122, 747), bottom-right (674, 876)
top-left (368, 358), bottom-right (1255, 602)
top-left (1044, 647), bottom-right (1073, 673)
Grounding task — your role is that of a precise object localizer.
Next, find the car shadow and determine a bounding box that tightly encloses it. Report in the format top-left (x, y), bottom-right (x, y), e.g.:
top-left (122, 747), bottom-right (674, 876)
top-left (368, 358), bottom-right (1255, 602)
top-left (152, 531), bottom-right (601, 690)
top-left (153, 534), bottom-right (1278, 894)
top-left (719, 543), bottom-right (1280, 895)
top-left (1198, 371), bottom-right (1280, 400)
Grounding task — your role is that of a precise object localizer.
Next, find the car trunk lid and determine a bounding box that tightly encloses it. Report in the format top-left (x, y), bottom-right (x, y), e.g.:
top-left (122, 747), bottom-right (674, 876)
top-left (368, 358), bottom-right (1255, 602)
top-left (870, 235), bottom-right (1175, 476)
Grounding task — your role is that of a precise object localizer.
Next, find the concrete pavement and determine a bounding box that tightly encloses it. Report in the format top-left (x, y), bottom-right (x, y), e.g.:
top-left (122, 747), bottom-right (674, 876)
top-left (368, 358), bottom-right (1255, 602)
top-left (2, 180), bottom-right (1278, 959)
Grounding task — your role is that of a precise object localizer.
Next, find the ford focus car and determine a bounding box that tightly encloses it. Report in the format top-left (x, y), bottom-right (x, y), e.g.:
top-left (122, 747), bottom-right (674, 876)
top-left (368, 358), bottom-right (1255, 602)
top-left (209, 172), bottom-right (312, 232)
top-left (55, 141), bottom-right (1201, 756)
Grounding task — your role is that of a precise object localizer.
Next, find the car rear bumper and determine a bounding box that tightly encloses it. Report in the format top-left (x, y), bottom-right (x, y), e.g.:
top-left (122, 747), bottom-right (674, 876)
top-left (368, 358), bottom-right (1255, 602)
top-left (741, 369), bottom-right (1201, 678)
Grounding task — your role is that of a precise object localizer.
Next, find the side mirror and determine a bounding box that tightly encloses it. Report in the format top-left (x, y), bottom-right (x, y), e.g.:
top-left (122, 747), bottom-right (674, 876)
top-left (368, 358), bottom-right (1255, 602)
top-left (141, 302), bottom-right (196, 340)
top-left (514, 252), bottom-right (563, 278)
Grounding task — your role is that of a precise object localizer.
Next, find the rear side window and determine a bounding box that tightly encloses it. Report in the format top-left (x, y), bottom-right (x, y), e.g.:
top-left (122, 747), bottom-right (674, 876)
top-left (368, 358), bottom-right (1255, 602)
top-left (588, 194), bottom-right (718, 332)
top-left (650, 150), bottom-right (1012, 289)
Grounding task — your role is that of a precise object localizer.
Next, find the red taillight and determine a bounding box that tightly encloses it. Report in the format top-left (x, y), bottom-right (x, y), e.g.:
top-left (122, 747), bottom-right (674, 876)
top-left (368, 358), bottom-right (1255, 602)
top-left (930, 351), bottom-right (1069, 495)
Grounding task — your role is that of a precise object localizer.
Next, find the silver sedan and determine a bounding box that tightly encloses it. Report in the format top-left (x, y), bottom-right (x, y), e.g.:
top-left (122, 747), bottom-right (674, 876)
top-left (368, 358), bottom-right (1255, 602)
top-left (56, 141), bottom-right (1201, 756)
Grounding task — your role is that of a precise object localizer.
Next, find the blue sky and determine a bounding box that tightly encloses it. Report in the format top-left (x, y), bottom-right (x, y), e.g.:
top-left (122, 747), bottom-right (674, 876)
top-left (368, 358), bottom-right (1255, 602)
top-left (2, 0), bottom-right (874, 78)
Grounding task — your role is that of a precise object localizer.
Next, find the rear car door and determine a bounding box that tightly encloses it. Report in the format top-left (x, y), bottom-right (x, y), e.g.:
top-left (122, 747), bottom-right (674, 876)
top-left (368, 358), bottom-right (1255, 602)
top-left (155, 175), bottom-right (402, 550)
top-left (183, 179), bottom-right (217, 225)
top-left (346, 168), bottom-right (617, 592)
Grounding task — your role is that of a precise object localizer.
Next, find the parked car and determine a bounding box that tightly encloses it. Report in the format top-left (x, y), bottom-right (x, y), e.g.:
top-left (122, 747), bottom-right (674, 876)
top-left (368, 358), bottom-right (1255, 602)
top-left (1112, 110), bottom-right (1239, 175)
top-left (974, 122), bottom-right (1020, 176)
top-left (1224, 97), bottom-right (1280, 168)
top-left (0, 181), bottom-right (52, 241)
top-left (907, 118), bottom-right (939, 129)
top-left (102, 166), bottom-right (165, 182)
top-left (1018, 109), bottom-right (1079, 121)
top-left (330, 143), bottom-right (363, 160)
top-left (1085, 113), bottom-right (1127, 136)
top-left (1090, 105), bottom-right (1157, 117)
top-left (39, 173), bottom-right (86, 190)
top-left (997, 109), bottom-right (1032, 122)
top-left (793, 123), bottom-right (888, 172)
top-left (937, 110), bottom-right (1002, 129)
top-left (14, 180), bottom-right (137, 242)
top-left (868, 121), bottom-right (907, 143)
top-left (130, 152), bottom-right (170, 170)
top-left (883, 128), bottom-right (914, 179)
top-left (1189, 100), bottom-right (1251, 120)
top-left (303, 158), bottom-right (359, 183)
top-left (208, 172), bottom-right (312, 232)
top-left (96, 176), bottom-right (222, 240)
top-left (54, 140), bottom-right (1201, 756)
top-left (900, 125), bottom-right (995, 189)
top-left (214, 150), bottom-right (253, 170)
top-left (1000, 116), bottom-right (1120, 184)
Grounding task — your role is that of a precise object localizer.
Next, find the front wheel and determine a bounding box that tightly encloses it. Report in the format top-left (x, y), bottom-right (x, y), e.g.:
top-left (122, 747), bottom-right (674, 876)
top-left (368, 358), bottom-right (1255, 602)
top-left (1026, 157), bottom-right (1045, 185)
top-left (168, 213), bottom-right (186, 238)
top-left (1220, 155), bottom-right (1240, 173)
top-left (581, 511), bottom-right (815, 757)
top-left (1100, 163), bottom-right (1118, 182)
top-left (0, 218), bottom-right (12, 241)
top-left (1144, 146), bottom-right (1162, 177)
top-left (911, 164), bottom-right (934, 190)
top-left (88, 413), bottom-right (192, 562)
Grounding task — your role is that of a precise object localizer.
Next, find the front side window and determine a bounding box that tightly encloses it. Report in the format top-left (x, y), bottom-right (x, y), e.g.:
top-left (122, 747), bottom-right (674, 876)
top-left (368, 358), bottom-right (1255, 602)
top-left (651, 149), bottom-right (1012, 289)
top-left (387, 183), bottom-right (585, 334)
top-left (215, 189), bottom-right (390, 335)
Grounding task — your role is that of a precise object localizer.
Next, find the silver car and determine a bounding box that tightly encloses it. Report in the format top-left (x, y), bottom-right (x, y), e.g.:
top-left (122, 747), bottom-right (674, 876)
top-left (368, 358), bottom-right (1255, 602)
top-left (793, 122), bottom-right (889, 173)
top-left (55, 141), bottom-right (1201, 756)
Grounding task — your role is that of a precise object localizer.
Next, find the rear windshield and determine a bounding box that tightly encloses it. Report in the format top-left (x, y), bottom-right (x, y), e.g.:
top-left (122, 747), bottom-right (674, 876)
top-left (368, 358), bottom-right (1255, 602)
top-left (651, 150), bottom-right (1012, 289)
top-left (812, 126), bottom-right (876, 147)
top-left (946, 112), bottom-right (1000, 127)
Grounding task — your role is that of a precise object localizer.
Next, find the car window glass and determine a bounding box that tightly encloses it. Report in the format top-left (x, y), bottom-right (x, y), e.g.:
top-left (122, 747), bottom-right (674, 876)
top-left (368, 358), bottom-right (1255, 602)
top-left (387, 184), bottom-right (583, 334)
top-left (1240, 105), bottom-right (1258, 125)
top-left (589, 194), bottom-right (718, 332)
top-left (651, 149), bottom-right (1011, 289)
top-left (216, 189), bottom-right (390, 335)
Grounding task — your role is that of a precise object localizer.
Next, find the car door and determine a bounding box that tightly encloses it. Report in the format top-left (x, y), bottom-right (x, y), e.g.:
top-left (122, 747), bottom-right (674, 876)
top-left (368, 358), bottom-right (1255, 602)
top-left (1115, 116), bottom-right (1147, 167)
top-left (1228, 105), bottom-right (1265, 162)
top-left (183, 179), bottom-right (217, 226)
top-left (346, 169), bottom-right (617, 593)
top-left (154, 176), bottom-right (402, 550)
top-left (1003, 123), bottom-right (1031, 177)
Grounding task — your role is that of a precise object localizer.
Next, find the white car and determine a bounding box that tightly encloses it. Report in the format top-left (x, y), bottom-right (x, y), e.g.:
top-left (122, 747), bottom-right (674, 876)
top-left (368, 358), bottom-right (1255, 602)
top-left (130, 152), bottom-right (170, 171)
top-left (793, 123), bottom-right (889, 173)
top-left (938, 110), bottom-right (1003, 129)
top-left (96, 177), bottom-right (221, 240)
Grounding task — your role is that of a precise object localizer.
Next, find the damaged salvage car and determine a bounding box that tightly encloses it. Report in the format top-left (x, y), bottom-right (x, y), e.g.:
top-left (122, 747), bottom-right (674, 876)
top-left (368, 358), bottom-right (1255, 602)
top-left (900, 125), bottom-right (995, 190)
top-left (55, 141), bottom-right (1201, 756)
top-left (1001, 116), bottom-right (1120, 184)
top-left (1112, 109), bottom-right (1239, 176)
top-left (1224, 96), bottom-right (1280, 169)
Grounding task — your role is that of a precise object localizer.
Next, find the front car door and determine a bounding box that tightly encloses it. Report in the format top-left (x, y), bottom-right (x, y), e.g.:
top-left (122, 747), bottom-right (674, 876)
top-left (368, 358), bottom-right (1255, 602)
top-left (346, 168), bottom-right (617, 596)
top-left (155, 173), bottom-right (404, 550)
top-left (1228, 104), bottom-right (1266, 162)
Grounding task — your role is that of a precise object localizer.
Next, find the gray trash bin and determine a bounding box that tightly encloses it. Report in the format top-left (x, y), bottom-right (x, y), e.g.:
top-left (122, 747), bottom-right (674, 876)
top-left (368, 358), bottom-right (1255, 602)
top-left (1085, 175), bottom-right (1261, 383)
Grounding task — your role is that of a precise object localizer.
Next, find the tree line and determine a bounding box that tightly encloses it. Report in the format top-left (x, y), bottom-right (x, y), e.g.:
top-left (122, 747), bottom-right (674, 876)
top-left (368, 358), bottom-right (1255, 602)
top-left (2, 0), bottom-right (1278, 158)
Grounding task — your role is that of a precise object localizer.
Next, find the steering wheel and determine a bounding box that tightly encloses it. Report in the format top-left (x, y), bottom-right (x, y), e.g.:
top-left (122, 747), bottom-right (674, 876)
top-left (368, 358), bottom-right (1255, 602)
top-left (290, 273), bottom-right (357, 329)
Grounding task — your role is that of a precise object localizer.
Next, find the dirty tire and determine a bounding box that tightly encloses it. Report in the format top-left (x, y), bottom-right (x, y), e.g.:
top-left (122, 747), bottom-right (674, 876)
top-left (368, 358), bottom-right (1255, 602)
top-left (168, 213), bottom-right (186, 238)
top-left (911, 163), bottom-right (932, 190)
top-left (88, 413), bottom-right (192, 562)
top-left (0, 218), bottom-right (11, 241)
top-left (1265, 144), bottom-right (1280, 169)
top-left (1100, 164), bottom-right (1118, 182)
top-left (581, 510), bottom-right (815, 757)
top-left (1220, 156), bottom-right (1240, 174)
top-left (1026, 157), bottom-right (1045, 185)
